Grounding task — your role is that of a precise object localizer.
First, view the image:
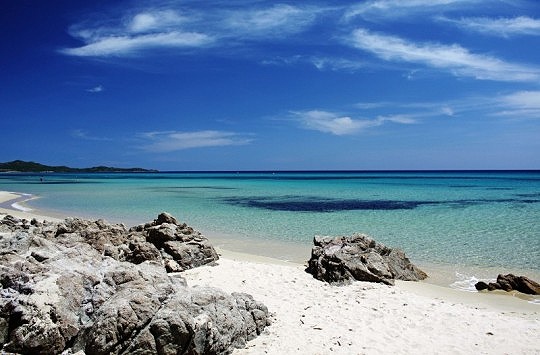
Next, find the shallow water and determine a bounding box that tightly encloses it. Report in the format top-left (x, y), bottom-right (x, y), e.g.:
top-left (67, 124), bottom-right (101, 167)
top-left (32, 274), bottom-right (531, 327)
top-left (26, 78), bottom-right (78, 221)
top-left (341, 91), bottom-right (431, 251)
top-left (2, 171), bottom-right (539, 287)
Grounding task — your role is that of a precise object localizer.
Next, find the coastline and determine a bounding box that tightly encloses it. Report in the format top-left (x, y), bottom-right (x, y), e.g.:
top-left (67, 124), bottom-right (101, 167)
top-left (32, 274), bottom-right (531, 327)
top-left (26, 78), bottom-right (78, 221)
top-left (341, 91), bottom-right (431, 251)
top-left (1, 190), bottom-right (539, 353)
top-left (1, 190), bottom-right (539, 294)
top-left (183, 253), bottom-right (539, 354)
top-left (0, 191), bottom-right (62, 222)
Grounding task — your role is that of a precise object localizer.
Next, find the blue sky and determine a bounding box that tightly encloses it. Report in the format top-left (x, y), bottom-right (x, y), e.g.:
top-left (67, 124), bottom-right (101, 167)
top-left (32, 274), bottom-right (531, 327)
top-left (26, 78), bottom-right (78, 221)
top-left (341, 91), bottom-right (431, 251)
top-left (2, 0), bottom-right (540, 170)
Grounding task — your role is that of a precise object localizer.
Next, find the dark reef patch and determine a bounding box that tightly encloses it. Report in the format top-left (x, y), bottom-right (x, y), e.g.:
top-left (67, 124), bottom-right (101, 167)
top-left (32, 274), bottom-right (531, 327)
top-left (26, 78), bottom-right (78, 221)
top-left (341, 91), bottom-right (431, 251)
top-left (222, 195), bottom-right (540, 212)
top-left (222, 196), bottom-right (433, 212)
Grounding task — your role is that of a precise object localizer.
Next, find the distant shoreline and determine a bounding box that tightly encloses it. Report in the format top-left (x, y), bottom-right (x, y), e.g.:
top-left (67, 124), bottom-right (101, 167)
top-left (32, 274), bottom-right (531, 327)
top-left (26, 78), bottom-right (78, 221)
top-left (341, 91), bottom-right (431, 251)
top-left (0, 160), bottom-right (158, 173)
top-left (2, 160), bottom-right (539, 175)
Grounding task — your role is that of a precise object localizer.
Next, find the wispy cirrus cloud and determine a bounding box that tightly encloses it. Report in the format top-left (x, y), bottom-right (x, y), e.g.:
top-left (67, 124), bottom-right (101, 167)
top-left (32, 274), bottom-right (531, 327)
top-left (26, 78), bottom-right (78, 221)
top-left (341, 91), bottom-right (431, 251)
top-left (354, 91), bottom-right (540, 120)
top-left (223, 4), bottom-right (318, 38)
top-left (86, 85), bottom-right (104, 93)
top-left (310, 56), bottom-right (365, 72)
top-left (356, 100), bottom-right (460, 117)
top-left (61, 4), bottom-right (321, 57)
top-left (62, 31), bottom-right (212, 57)
top-left (128, 10), bottom-right (187, 33)
top-left (140, 130), bottom-right (253, 152)
top-left (497, 91), bottom-right (540, 118)
top-left (344, 0), bottom-right (476, 20)
top-left (62, 8), bottom-right (211, 57)
top-left (71, 129), bottom-right (112, 141)
top-left (348, 28), bottom-right (540, 82)
top-left (293, 110), bottom-right (415, 135)
top-left (440, 16), bottom-right (540, 37)
top-left (261, 55), bottom-right (365, 72)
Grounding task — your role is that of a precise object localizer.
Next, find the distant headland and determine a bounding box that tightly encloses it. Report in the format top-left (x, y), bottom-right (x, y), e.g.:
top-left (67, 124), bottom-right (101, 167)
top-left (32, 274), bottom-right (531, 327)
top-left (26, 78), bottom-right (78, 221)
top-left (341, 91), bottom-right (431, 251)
top-left (0, 160), bottom-right (158, 173)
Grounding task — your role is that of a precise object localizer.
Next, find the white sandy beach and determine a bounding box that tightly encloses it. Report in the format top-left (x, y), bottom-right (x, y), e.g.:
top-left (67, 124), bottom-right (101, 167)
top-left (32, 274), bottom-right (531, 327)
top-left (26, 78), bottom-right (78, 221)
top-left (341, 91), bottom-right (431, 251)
top-left (185, 252), bottom-right (540, 355)
top-left (0, 191), bottom-right (61, 222)
top-left (1, 191), bottom-right (539, 354)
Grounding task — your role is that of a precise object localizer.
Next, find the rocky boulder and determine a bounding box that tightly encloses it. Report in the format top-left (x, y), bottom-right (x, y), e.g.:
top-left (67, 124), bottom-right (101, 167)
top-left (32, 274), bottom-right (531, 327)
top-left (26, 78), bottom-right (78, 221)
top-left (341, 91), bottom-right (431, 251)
top-left (9, 212), bottom-right (220, 272)
top-left (305, 234), bottom-right (428, 285)
top-left (475, 274), bottom-right (540, 295)
top-left (137, 213), bottom-right (218, 272)
top-left (0, 214), bottom-right (269, 354)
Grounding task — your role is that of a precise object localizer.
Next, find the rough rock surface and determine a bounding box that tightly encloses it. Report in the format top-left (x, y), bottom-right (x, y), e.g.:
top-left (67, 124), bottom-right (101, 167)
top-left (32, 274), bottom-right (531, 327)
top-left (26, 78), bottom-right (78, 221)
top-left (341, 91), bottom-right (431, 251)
top-left (0, 213), bottom-right (269, 354)
top-left (475, 274), bottom-right (540, 295)
top-left (305, 234), bottom-right (428, 285)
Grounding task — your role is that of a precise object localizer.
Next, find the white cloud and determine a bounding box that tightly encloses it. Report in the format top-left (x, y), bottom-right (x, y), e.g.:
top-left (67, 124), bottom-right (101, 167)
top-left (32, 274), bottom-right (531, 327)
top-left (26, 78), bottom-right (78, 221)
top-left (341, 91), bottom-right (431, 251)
top-left (356, 100), bottom-right (461, 118)
top-left (310, 57), bottom-right (365, 71)
top-left (260, 55), bottom-right (303, 66)
top-left (140, 130), bottom-right (253, 152)
top-left (61, 4), bottom-right (321, 57)
top-left (71, 129), bottom-right (112, 141)
top-left (348, 29), bottom-right (540, 82)
top-left (441, 16), bottom-right (540, 37)
top-left (355, 101), bottom-right (393, 109)
top-left (497, 91), bottom-right (540, 118)
top-left (86, 85), bottom-right (104, 93)
top-left (62, 31), bottom-right (212, 57)
top-left (128, 10), bottom-right (187, 33)
top-left (379, 115), bottom-right (417, 124)
top-left (441, 106), bottom-right (454, 116)
top-left (356, 92), bottom-right (540, 120)
top-left (294, 110), bottom-right (415, 135)
top-left (344, 0), bottom-right (475, 20)
top-left (224, 4), bottom-right (316, 37)
top-left (502, 91), bottom-right (540, 109)
top-left (261, 55), bottom-right (364, 72)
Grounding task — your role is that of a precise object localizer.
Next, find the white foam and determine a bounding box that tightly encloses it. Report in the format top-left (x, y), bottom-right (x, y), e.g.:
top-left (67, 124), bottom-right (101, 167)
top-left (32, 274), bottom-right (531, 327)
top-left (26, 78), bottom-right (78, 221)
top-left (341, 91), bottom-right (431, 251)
top-left (7, 192), bottom-right (35, 212)
top-left (449, 272), bottom-right (495, 292)
top-left (11, 202), bottom-right (33, 212)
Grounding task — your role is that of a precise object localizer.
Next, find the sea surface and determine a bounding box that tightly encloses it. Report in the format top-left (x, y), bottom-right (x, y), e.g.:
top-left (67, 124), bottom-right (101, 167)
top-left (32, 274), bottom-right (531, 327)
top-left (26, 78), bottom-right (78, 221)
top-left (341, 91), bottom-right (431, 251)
top-left (1, 171), bottom-right (539, 289)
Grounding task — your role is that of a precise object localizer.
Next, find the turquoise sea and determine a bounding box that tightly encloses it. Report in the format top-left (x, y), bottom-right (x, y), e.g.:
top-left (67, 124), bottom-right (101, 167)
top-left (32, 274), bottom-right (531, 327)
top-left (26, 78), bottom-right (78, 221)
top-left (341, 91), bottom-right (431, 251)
top-left (1, 171), bottom-right (539, 288)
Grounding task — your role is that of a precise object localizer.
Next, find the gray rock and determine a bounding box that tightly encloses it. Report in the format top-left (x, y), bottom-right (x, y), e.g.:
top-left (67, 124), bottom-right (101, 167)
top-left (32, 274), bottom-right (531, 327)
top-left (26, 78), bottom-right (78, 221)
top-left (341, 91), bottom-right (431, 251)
top-left (0, 214), bottom-right (269, 354)
top-left (155, 212), bottom-right (179, 225)
top-left (475, 274), bottom-right (540, 295)
top-left (132, 212), bottom-right (219, 271)
top-left (305, 234), bottom-right (427, 285)
top-left (474, 281), bottom-right (489, 291)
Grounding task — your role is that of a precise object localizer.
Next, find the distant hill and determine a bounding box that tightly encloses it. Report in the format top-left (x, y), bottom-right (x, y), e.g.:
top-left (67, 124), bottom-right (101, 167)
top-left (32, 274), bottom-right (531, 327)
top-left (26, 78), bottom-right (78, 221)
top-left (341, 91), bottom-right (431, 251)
top-left (0, 160), bottom-right (158, 173)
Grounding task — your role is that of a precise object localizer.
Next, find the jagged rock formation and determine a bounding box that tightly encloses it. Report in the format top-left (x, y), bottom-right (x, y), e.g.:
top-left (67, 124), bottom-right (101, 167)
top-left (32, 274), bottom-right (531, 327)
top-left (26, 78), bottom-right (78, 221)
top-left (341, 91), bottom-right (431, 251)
top-left (305, 234), bottom-right (428, 285)
top-left (475, 274), bottom-right (540, 295)
top-left (0, 213), bottom-right (269, 354)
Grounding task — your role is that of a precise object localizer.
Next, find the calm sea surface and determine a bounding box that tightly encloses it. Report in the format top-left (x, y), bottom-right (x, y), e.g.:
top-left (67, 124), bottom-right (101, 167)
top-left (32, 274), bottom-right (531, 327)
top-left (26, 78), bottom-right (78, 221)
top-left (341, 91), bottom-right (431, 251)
top-left (1, 171), bottom-right (539, 287)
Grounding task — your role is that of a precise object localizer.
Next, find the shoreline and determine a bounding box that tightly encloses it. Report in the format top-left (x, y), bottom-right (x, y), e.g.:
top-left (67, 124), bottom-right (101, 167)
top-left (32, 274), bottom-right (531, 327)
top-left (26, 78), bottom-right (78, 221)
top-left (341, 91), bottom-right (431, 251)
top-left (1, 190), bottom-right (539, 353)
top-left (1, 190), bottom-right (539, 296)
top-left (0, 191), bottom-right (62, 222)
top-left (183, 254), bottom-right (539, 354)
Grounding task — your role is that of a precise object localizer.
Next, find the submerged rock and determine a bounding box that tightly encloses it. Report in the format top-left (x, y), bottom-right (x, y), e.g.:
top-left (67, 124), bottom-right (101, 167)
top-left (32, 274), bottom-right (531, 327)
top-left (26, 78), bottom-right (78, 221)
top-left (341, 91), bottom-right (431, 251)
top-left (475, 274), bottom-right (540, 295)
top-left (0, 213), bottom-right (269, 354)
top-left (305, 234), bottom-right (428, 285)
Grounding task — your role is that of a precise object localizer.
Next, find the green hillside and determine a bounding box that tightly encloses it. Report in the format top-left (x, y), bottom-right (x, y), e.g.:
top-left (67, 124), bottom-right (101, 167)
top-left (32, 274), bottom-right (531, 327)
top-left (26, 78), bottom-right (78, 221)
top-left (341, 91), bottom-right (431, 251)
top-left (0, 160), bottom-right (157, 173)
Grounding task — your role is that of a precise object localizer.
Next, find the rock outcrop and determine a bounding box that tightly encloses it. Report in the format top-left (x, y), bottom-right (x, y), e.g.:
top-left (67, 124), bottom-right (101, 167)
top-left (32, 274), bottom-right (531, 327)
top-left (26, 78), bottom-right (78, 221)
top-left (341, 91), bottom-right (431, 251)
top-left (305, 234), bottom-right (427, 285)
top-left (475, 274), bottom-right (540, 295)
top-left (0, 213), bottom-right (269, 354)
